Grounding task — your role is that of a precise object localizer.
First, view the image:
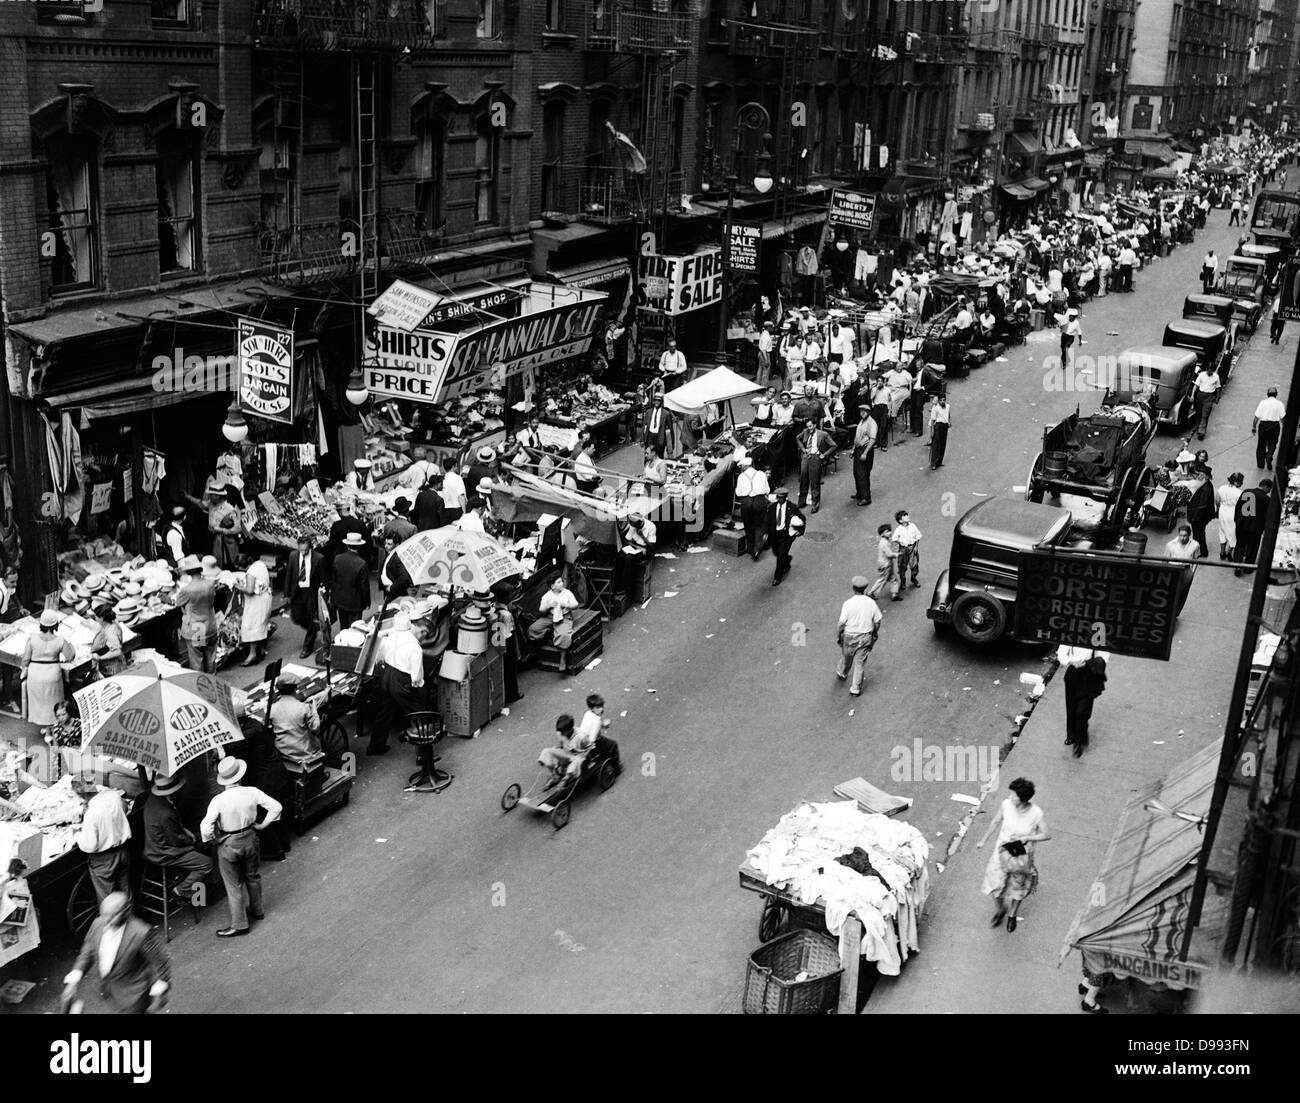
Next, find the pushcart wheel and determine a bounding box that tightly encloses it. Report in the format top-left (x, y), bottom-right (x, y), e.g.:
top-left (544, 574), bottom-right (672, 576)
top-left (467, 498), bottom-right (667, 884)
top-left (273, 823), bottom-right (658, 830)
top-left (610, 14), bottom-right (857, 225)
top-left (501, 783), bottom-right (521, 812)
top-left (551, 802), bottom-right (570, 829)
top-left (66, 869), bottom-right (99, 935)
top-left (598, 759), bottom-right (618, 792)
top-left (319, 720), bottom-right (349, 770)
top-left (758, 899), bottom-right (788, 943)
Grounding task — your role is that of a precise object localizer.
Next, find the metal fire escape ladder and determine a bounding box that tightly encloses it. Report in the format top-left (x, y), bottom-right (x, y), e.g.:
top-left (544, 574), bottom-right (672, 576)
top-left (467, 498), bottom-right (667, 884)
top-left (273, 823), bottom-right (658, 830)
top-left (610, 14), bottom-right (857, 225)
top-left (354, 52), bottom-right (380, 308)
top-left (268, 50), bottom-right (304, 248)
top-left (773, 27), bottom-right (820, 225)
top-left (641, 52), bottom-right (681, 246)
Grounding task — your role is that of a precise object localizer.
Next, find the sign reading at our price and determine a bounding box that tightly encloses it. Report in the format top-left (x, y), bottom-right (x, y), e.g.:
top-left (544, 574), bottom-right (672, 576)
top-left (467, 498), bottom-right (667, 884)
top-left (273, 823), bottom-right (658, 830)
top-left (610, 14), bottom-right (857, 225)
top-left (236, 319), bottom-right (295, 425)
top-left (828, 188), bottom-right (876, 232)
top-left (1012, 549), bottom-right (1190, 661)
top-left (724, 223), bottom-right (761, 273)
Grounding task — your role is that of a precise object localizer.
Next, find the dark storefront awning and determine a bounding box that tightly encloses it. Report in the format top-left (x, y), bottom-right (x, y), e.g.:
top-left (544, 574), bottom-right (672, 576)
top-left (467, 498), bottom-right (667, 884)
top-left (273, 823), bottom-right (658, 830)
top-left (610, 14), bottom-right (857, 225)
top-left (1129, 139), bottom-right (1178, 164)
top-left (1006, 131), bottom-right (1042, 157)
top-left (759, 209), bottom-right (828, 240)
top-left (1002, 182), bottom-right (1033, 200)
top-left (547, 258), bottom-right (632, 290)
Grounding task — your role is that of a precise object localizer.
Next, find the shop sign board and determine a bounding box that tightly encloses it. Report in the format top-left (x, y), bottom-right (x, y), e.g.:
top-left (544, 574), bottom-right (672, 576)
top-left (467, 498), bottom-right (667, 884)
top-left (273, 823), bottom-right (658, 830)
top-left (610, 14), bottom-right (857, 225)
top-left (827, 188), bottom-right (876, 232)
top-left (236, 319), bottom-right (294, 425)
top-left (367, 280), bottom-right (446, 332)
top-left (1278, 257), bottom-right (1300, 321)
top-left (724, 222), bottom-right (761, 273)
top-left (421, 287), bottom-right (522, 327)
top-left (636, 249), bottom-right (724, 315)
top-left (364, 294), bottom-right (606, 404)
top-left (1012, 549), bottom-right (1187, 661)
top-left (1081, 947), bottom-right (1209, 992)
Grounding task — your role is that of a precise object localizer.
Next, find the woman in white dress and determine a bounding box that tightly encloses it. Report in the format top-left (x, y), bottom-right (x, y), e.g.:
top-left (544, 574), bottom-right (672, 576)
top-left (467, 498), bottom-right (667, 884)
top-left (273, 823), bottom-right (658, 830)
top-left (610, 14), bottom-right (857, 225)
top-left (1215, 471), bottom-right (1245, 561)
top-left (22, 610), bottom-right (75, 730)
top-left (976, 777), bottom-right (1051, 932)
top-left (238, 557), bottom-right (273, 667)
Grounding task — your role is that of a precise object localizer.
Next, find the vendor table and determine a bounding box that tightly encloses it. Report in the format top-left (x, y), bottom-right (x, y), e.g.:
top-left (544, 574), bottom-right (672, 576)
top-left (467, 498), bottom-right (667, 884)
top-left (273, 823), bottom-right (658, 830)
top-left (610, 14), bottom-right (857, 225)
top-left (543, 405), bottom-right (631, 459)
top-left (654, 455), bottom-right (737, 538)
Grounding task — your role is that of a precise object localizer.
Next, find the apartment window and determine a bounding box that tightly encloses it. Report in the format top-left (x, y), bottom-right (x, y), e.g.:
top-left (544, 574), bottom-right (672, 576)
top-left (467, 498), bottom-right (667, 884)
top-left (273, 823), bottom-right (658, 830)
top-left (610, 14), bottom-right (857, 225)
top-left (156, 131), bottom-right (200, 273)
top-left (423, 0), bottom-right (448, 36)
top-left (151, 0), bottom-right (190, 26)
top-left (475, 116), bottom-right (499, 224)
top-left (416, 116), bottom-right (446, 231)
top-left (587, 98), bottom-right (611, 180)
top-left (477, 0), bottom-right (501, 38)
top-left (541, 102), bottom-right (565, 212)
top-left (36, 0), bottom-right (96, 25)
top-left (545, 0), bottom-right (564, 31)
top-left (45, 134), bottom-right (98, 292)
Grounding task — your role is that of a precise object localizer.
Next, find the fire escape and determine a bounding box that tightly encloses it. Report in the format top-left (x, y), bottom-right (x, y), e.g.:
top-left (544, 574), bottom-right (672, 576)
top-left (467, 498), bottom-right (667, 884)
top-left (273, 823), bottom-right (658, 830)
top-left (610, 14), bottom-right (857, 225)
top-left (251, 1), bottom-right (434, 294)
top-left (873, 29), bottom-right (966, 181)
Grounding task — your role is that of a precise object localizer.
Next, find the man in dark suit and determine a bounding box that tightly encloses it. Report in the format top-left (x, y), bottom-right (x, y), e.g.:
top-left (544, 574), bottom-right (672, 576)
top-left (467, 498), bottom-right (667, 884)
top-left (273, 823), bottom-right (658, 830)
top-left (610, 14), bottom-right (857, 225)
top-left (795, 421), bottom-right (837, 513)
top-left (642, 396), bottom-right (673, 458)
top-left (1234, 478), bottom-right (1273, 575)
top-left (286, 534), bottom-right (325, 657)
top-left (766, 487), bottom-right (805, 586)
top-left (1185, 472), bottom-right (1215, 558)
top-left (379, 532), bottom-right (413, 600)
top-left (326, 500), bottom-right (370, 573)
top-left (142, 773), bottom-right (212, 899)
top-left (62, 892), bottom-right (170, 1014)
top-left (414, 478), bottom-right (446, 532)
top-left (330, 532), bottom-right (370, 626)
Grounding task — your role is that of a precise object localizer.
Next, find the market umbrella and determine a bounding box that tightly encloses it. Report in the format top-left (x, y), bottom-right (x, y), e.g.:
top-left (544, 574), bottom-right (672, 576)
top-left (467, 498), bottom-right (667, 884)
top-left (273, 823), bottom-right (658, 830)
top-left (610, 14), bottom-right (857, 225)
top-left (73, 660), bottom-right (242, 774)
top-left (395, 527), bottom-right (522, 593)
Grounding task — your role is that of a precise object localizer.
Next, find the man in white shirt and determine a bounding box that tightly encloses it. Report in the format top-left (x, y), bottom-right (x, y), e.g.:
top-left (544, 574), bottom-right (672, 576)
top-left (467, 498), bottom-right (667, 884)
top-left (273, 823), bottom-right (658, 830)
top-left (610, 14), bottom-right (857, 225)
top-left (1117, 244), bottom-right (1137, 292)
top-left (952, 298), bottom-right (974, 343)
top-left (527, 575), bottom-right (581, 671)
top-left (455, 502), bottom-right (486, 533)
top-left (658, 338), bottom-right (688, 381)
top-left (369, 613), bottom-right (427, 756)
top-left (76, 787), bottom-right (132, 904)
top-left (892, 509), bottom-right (923, 591)
top-left (1192, 366), bottom-right (1223, 440)
top-left (735, 456), bottom-right (771, 560)
top-left (200, 756), bottom-right (283, 937)
top-left (835, 576), bottom-right (883, 696)
top-left (514, 416), bottom-right (546, 473)
top-left (1166, 524), bottom-right (1204, 561)
top-left (850, 404), bottom-right (877, 505)
top-left (829, 322), bottom-right (855, 369)
top-left (1253, 386), bottom-right (1287, 469)
top-left (781, 331), bottom-right (807, 387)
top-left (63, 891), bottom-right (170, 1014)
top-left (439, 457), bottom-right (467, 521)
top-left (772, 391), bottom-right (795, 426)
top-left (1201, 249), bottom-right (1218, 294)
top-left (757, 322), bottom-right (775, 386)
top-left (573, 444), bottom-right (600, 494)
top-left (929, 393), bottom-right (951, 468)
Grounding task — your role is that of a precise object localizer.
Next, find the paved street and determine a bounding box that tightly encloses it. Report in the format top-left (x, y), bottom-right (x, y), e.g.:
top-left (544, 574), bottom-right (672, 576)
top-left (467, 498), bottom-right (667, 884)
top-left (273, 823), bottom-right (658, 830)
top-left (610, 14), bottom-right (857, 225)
top-left (4, 209), bottom-right (1274, 1014)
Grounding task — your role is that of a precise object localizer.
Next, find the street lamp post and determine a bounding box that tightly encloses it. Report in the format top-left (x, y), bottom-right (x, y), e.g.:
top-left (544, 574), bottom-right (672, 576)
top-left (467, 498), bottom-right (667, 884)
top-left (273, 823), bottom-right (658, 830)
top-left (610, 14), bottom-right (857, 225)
top-left (717, 173), bottom-right (740, 359)
top-left (716, 102), bottom-right (774, 361)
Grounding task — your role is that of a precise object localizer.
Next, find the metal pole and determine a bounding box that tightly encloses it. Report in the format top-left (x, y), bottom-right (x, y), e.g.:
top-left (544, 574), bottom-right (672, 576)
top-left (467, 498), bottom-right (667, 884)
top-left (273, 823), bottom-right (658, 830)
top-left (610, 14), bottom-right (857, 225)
top-left (1181, 334), bottom-right (1300, 963)
top-left (719, 182), bottom-right (734, 359)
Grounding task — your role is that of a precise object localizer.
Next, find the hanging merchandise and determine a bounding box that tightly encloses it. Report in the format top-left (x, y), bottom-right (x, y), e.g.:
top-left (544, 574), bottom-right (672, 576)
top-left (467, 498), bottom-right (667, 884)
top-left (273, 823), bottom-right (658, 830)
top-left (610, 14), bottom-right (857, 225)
top-left (90, 483), bottom-right (112, 516)
top-left (142, 449), bottom-right (166, 495)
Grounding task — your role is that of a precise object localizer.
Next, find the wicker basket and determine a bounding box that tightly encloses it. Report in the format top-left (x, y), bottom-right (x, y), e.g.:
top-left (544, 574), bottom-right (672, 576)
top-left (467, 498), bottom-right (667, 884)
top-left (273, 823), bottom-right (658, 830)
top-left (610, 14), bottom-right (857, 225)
top-left (742, 930), bottom-right (843, 1014)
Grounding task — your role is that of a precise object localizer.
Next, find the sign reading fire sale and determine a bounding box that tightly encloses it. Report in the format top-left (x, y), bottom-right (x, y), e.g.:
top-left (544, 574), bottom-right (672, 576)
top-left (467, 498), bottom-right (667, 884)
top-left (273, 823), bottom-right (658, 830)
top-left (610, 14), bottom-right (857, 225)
top-left (1012, 549), bottom-right (1190, 661)
top-left (236, 319), bottom-right (295, 425)
top-left (637, 249), bottom-right (724, 315)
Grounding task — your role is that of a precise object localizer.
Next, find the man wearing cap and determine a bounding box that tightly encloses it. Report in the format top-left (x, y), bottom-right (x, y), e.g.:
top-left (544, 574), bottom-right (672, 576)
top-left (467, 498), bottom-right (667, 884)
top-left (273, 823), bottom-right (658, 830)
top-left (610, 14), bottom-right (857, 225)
top-left (735, 457), bottom-right (771, 560)
top-left (344, 456), bottom-right (376, 491)
top-left (75, 784), bottom-right (133, 904)
top-left (330, 532), bottom-right (370, 627)
top-left (143, 773), bottom-right (212, 900)
top-left (200, 757), bottom-right (282, 937)
top-left (63, 891), bottom-right (170, 1014)
top-left (658, 337), bottom-right (688, 381)
top-left (287, 534), bottom-right (324, 658)
top-left (851, 404), bottom-right (878, 506)
top-left (164, 506), bottom-right (190, 567)
top-left (381, 500), bottom-right (417, 544)
top-left (836, 576), bottom-right (883, 696)
top-left (176, 555), bottom-right (218, 672)
top-left (766, 487), bottom-right (805, 586)
top-left (268, 673), bottom-right (323, 770)
top-left (370, 613), bottom-right (427, 755)
top-left (1252, 386), bottom-right (1286, 469)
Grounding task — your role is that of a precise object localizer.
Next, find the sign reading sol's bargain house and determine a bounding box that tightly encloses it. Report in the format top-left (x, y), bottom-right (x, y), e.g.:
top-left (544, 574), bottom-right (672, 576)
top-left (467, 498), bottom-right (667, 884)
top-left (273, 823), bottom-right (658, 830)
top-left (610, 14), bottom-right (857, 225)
top-left (236, 318), bottom-right (295, 425)
top-left (363, 287), bottom-right (607, 404)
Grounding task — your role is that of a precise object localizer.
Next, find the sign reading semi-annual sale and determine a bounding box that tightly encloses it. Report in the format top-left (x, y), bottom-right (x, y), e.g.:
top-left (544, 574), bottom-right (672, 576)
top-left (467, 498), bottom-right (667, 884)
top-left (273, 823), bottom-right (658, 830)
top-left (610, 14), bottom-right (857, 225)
top-left (236, 318), bottom-right (295, 425)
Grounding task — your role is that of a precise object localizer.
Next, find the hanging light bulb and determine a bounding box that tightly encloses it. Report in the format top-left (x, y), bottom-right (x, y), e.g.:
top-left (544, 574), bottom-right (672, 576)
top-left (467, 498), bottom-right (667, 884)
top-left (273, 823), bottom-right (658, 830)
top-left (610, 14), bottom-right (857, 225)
top-left (345, 368), bottom-right (369, 406)
top-left (753, 146), bottom-right (774, 194)
top-left (221, 398), bottom-right (248, 444)
top-left (835, 235), bottom-right (850, 252)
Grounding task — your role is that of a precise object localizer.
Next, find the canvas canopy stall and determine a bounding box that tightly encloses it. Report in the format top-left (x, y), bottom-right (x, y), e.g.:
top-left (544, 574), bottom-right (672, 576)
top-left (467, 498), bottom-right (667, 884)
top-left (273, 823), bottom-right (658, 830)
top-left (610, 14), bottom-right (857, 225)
top-left (489, 470), bottom-right (660, 546)
top-left (1062, 740), bottom-right (1229, 995)
top-left (663, 365), bottom-right (762, 419)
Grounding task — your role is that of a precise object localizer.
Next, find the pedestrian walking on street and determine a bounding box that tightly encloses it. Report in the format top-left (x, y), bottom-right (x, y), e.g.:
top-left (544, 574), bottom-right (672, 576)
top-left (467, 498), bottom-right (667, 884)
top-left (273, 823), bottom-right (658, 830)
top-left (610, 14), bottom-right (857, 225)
top-left (200, 756), bottom-right (282, 938)
top-left (1252, 386), bottom-right (1286, 469)
top-left (1271, 297), bottom-right (1286, 344)
top-left (928, 393), bottom-right (951, 469)
top-left (1192, 364), bottom-right (1221, 440)
top-left (62, 892), bottom-right (170, 1014)
top-left (1165, 523), bottom-right (1203, 561)
top-left (1201, 249), bottom-right (1218, 292)
top-left (868, 523), bottom-right (902, 602)
top-left (850, 405), bottom-right (877, 505)
top-left (1063, 654), bottom-right (1108, 757)
top-left (1229, 198), bottom-right (1242, 226)
top-left (1185, 470), bottom-right (1215, 558)
top-left (1216, 472), bottom-right (1245, 560)
top-left (977, 777), bottom-right (1051, 933)
top-left (735, 457), bottom-right (771, 560)
top-left (767, 487), bottom-right (804, 586)
top-left (892, 510), bottom-right (923, 591)
top-left (835, 576), bottom-right (883, 697)
top-left (1234, 478), bottom-right (1273, 574)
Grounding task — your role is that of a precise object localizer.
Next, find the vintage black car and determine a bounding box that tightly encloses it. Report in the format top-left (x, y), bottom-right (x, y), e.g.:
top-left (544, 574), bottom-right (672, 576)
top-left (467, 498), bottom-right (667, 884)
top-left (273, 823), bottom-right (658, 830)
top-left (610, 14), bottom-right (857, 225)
top-left (928, 497), bottom-right (1075, 644)
top-left (1182, 293), bottom-right (1249, 340)
top-left (1102, 346), bottom-right (1200, 428)
top-left (1218, 255), bottom-right (1269, 306)
top-left (1162, 319), bottom-right (1234, 386)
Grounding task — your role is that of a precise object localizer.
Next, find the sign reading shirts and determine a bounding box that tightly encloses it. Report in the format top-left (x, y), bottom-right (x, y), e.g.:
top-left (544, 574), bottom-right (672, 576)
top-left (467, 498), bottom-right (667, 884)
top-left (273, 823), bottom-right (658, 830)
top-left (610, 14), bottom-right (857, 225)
top-left (725, 223), bottom-right (761, 273)
top-left (236, 319), bottom-right (294, 425)
top-left (828, 188), bottom-right (877, 232)
top-left (364, 292), bottom-right (606, 404)
top-left (636, 249), bottom-right (724, 315)
top-left (1012, 549), bottom-right (1190, 661)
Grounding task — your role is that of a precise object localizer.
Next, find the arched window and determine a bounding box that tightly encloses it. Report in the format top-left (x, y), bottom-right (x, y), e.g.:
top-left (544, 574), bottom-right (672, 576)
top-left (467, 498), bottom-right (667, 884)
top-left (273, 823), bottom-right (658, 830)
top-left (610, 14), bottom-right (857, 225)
top-left (416, 114), bottom-right (447, 232)
top-left (475, 115), bottom-right (499, 224)
top-left (45, 132), bottom-right (99, 292)
top-left (156, 128), bottom-right (201, 274)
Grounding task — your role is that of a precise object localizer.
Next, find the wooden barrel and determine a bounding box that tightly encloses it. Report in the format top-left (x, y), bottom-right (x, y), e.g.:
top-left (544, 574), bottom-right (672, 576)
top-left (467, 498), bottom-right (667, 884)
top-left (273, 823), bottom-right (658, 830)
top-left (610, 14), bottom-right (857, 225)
top-left (1121, 530), bottom-right (1148, 556)
top-left (1043, 451), bottom-right (1068, 479)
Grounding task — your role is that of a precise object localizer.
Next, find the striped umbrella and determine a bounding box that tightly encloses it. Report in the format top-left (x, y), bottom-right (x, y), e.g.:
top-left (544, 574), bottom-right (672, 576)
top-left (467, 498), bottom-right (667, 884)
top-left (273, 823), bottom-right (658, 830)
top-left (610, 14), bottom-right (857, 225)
top-left (73, 660), bottom-right (243, 775)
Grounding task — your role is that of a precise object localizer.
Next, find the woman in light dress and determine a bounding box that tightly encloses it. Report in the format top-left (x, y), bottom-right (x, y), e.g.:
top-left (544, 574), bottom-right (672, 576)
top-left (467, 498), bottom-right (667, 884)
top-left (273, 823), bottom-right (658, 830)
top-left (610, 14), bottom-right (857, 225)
top-left (22, 610), bottom-right (75, 730)
top-left (977, 777), bottom-right (1052, 933)
top-left (238, 556), bottom-right (273, 667)
top-left (1216, 471), bottom-right (1245, 560)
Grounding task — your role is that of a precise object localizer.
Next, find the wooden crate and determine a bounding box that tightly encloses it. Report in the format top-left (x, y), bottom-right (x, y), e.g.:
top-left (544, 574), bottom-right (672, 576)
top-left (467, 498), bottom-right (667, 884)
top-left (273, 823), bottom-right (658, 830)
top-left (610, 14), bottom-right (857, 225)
top-left (534, 609), bottom-right (603, 674)
top-left (436, 650), bottom-right (505, 737)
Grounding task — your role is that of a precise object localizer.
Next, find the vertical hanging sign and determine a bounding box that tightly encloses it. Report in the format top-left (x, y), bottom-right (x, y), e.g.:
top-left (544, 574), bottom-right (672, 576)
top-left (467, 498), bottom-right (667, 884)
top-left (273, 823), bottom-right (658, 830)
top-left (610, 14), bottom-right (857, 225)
top-left (237, 319), bottom-right (295, 425)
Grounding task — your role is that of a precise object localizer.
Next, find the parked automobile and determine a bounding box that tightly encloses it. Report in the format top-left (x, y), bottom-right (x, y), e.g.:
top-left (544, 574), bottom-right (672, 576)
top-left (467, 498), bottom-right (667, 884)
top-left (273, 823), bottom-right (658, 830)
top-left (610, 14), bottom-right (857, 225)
top-left (1218, 255), bottom-right (1269, 306)
top-left (1239, 241), bottom-right (1285, 284)
top-left (1101, 346), bottom-right (1200, 428)
top-left (928, 497), bottom-right (1074, 644)
top-left (1182, 293), bottom-right (1247, 341)
top-left (1162, 318), bottom-right (1235, 386)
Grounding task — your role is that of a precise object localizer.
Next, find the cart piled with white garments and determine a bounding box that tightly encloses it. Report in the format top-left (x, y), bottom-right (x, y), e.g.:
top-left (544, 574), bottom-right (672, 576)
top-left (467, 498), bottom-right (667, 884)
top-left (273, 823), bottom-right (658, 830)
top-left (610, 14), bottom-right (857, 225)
top-left (737, 782), bottom-right (929, 1014)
